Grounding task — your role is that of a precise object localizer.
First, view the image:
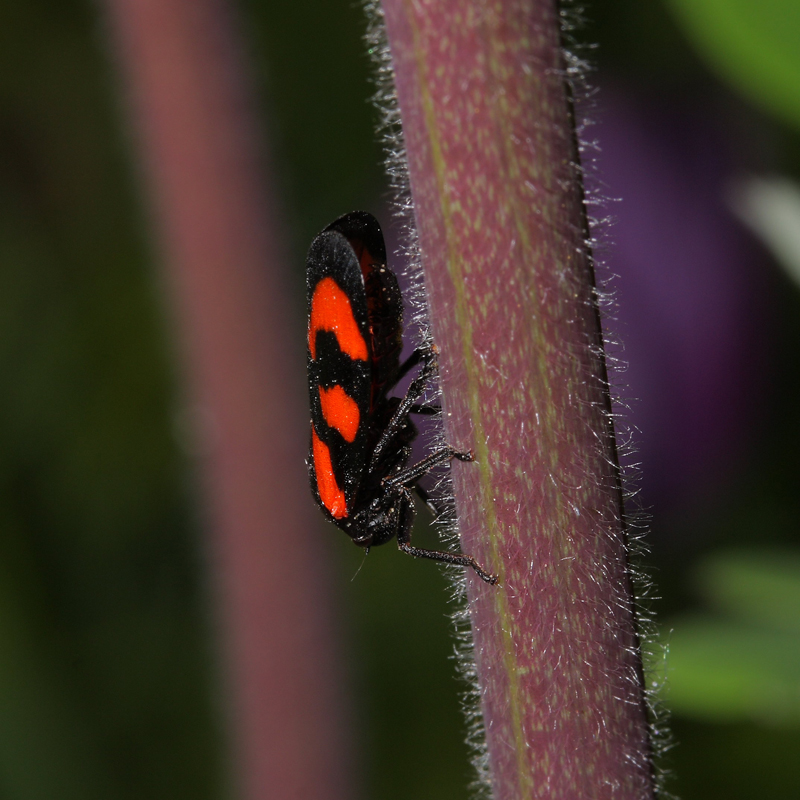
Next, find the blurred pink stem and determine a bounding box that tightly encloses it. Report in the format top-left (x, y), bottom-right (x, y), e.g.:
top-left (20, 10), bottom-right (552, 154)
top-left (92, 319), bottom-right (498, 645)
top-left (104, 2), bottom-right (354, 799)
top-left (381, 0), bottom-right (655, 797)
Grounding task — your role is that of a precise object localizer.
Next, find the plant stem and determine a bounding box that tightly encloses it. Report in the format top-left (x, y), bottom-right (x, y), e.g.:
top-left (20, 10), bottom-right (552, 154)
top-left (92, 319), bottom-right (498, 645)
top-left (104, 2), bottom-right (355, 798)
top-left (380, 0), bottom-right (655, 797)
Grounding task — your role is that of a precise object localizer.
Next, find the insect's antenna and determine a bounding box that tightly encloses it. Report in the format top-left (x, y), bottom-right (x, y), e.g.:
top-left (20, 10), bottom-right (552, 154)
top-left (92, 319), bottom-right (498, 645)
top-left (351, 548), bottom-right (370, 582)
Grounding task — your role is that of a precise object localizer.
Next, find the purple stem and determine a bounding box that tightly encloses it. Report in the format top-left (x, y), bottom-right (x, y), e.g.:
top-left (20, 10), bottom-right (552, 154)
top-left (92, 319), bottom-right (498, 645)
top-left (103, 2), bottom-right (355, 799)
top-left (380, 1), bottom-right (655, 797)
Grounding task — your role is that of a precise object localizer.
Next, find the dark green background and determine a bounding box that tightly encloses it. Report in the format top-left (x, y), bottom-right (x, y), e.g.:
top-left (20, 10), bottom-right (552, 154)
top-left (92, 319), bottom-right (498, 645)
top-left (1, 0), bottom-right (799, 798)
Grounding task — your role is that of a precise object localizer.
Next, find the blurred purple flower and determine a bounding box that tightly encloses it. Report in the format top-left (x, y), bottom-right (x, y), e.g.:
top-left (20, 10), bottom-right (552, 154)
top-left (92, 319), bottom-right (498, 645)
top-left (592, 89), bottom-right (769, 521)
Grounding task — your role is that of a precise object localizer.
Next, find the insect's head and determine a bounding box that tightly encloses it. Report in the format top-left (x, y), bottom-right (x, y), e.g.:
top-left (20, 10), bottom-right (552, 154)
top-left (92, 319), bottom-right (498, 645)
top-left (341, 490), bottom-right (401, 549)
top-left (350, 530), bottom-right (373, 549)
top-left (334, 511), bottom-right (372, 549)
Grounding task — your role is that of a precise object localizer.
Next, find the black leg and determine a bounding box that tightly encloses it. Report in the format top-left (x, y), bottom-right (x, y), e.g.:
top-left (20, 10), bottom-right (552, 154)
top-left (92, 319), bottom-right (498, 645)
top-left (370, 349), bottom-right (437, 470)
top-left (413, 482), bottom-right (444, 518)
top-left (386, 446), bottom-right (473, 489)
top-left (395, 487), bottom-right (498, 585)
top-left (410, 403), bottom-right (441, 416)
top-left (395, 347), bottom-right (425, 383)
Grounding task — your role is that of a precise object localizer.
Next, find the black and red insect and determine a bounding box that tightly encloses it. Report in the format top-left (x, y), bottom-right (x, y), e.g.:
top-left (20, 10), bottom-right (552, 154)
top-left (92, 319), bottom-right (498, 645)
top-left (306, 211), bottom-right (496, 584)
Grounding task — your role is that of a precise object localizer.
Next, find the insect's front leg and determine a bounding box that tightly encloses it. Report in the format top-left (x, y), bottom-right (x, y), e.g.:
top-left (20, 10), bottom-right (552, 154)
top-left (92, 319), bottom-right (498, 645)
top-left (410, 403), bottom-right (441, 416)
top-left (395, 345), bottom-right (435, 383)
top-left (369, 348), bottom-right (438, 470)
top-left (394, 486), bottom-right (498, 585)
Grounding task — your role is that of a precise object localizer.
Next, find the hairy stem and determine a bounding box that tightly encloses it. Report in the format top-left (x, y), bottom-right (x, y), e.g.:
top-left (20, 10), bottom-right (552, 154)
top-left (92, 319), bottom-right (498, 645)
top-left (380, 0), bottom-right (655, 797)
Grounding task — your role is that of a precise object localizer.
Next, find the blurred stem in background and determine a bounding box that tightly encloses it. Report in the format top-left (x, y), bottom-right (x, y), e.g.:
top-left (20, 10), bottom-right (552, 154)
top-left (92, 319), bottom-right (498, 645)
top-left (104, 1), bottom-right (354, 799)
top-left (379, 0), bottom-right (655, 797)
top-left (0, 1), bottom-right (226, 797)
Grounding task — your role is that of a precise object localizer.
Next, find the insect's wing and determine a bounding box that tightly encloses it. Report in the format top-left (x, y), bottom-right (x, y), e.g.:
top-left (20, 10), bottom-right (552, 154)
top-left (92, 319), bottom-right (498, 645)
top-left (324, 211), bottom-right (387, 266)
top-left (307, 229), bottom-right (373, 521)
top-left (325, 211), bottom-right (403, 390)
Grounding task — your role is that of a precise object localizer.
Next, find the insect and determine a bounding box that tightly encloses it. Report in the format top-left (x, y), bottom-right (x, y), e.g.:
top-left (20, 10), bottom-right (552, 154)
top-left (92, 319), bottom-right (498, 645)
top-left (306, 211), bottom-right (497, 584)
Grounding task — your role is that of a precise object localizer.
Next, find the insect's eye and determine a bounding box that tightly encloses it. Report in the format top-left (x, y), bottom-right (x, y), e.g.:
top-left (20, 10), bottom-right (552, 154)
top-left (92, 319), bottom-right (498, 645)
top-left (368, 496), bottom-right (388, 516)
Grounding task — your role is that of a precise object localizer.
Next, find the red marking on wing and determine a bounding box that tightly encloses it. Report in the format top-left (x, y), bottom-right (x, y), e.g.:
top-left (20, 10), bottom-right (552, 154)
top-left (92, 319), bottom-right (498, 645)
top-left (312, 428), bottom-right (348, 518)
top-left (309, 277), bottom-right (368, 362)
top-left (319, 385), bottom-right (360, 443)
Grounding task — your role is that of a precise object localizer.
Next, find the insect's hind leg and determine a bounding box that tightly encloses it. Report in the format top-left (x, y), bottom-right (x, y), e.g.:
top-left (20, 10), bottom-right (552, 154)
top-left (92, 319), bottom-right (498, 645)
top-left (395, 487), bottom-right (497, 585)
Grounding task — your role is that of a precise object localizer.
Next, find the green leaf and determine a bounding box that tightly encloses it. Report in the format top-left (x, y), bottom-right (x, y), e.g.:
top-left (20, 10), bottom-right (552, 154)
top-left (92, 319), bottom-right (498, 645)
top-left (665, 0), bottom-right (800, 129)
top-left (697, 549), bottom-right (800, 633)
top-left (663, 619), bottom-right (800, 725)
top-left (660, 550), bottom-right (800, 726)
